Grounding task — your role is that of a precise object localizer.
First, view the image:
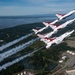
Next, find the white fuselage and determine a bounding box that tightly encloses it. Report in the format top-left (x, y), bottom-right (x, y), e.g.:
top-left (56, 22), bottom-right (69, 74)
top-left (44, 31), bottom-right (55, 37)
top-left (50, 19), bottom-right (59, 25)
top-left (36, 26), bottom-right (48, 34)
top-left (59, 10), bottom-right (75, 20)
top-left (43, 19), bottom-right (59, 27)
top-left (37, 19), bottom-right (59, 34)
top-left (40, 30), bottom-right (56, 41)
top-left (40, 18), bottom-right (75, 41)
top-left (54, 18), bottom-right (75, 31)
top-left (46, 30), bottom-right (74, 49)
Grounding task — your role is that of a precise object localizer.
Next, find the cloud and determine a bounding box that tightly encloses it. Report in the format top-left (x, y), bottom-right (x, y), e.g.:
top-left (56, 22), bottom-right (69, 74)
top-left (0, 6), bottom-right (51, 16)
top-left (0, 0), bottom-right (74, 16)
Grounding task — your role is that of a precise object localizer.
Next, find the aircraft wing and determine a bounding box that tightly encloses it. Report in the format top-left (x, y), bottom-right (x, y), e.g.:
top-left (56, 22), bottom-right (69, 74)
top-left (49, 24), bottom-right (57, 30)
top-left (56, 10), bottom-right (75, 20)
top-left (56, 14), bottom-right (65, 19)
top-left (43, 37), bottom-right (56, 44)
top-left (43, 22), bottom-right (57, 30)
top-left (43, 22), bottom-right (51, 27)
top-left (32, 29), bottom-right (38, 34)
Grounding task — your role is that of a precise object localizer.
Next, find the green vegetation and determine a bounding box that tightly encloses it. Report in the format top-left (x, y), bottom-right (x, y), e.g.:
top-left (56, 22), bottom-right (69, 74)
top-left (0, 22), bottom-right (75, 75)
top-left (0, 22), bottom-right (43, 44)
top-left (0, 62), bottom-right (24, 75)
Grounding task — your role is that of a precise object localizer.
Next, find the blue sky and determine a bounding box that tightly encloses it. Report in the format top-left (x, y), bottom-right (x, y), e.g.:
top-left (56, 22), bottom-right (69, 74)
top-left (0, 0), bottom-right (75, 16)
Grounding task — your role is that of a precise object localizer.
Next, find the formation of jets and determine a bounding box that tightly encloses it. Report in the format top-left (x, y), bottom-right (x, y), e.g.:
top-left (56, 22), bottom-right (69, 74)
top-left (32, 10), bottom-right (75, 49)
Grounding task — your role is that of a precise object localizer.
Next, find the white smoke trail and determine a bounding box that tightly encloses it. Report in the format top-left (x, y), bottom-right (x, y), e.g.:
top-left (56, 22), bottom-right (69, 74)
top-left (0, 38), bottom-right (39, 62)
top-left (0, 33), bottom-right (33, 51)
top-left (0, 47), bottom-right (43, 71)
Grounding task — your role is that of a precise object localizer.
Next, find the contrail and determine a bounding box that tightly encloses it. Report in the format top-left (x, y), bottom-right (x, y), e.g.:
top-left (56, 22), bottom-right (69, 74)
top-left (0, 38), bottom-right (39, 62)
top-left (0, 33), bottom-right (33, 51)
top-left (0, 47), bottom-right (43, 71)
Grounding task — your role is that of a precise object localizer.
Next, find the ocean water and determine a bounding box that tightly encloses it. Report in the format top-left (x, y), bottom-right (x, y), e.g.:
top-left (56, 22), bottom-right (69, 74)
top-left (0, 14), bottom-right (56, 29)
top-left (0, 14), bottom-right (75, 30)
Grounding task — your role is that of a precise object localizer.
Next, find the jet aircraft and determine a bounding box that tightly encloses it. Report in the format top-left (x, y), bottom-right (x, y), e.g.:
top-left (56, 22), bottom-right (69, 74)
top-left (39, 30), bottom-right (74, 49)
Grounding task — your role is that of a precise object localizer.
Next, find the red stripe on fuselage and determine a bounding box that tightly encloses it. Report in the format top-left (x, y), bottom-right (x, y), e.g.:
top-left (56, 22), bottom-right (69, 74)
top-left (45, 37), bottom-right (56, 41)
top-left (57, 14), bottom-right (65, 16)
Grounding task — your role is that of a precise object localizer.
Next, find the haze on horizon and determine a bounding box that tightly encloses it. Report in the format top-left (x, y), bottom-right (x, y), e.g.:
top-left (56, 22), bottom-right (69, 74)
top-left (0, 0), bottom-right (75, 16)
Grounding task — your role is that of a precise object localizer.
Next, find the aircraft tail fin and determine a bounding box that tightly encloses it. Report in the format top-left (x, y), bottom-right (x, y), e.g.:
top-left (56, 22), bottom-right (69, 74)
top-left (56, 14), bottom-right (63, 19)
top-left (49, 24), bottom-right (57, 30)
top-left (32, 29), bottom-right (38, 34)
top-left (43, 22), bottom-right (50, 27)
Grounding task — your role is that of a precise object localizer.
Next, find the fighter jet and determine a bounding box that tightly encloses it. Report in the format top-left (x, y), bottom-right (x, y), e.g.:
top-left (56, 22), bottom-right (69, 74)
top-left (37, 30), bottom-right (56, 41)
top-left (43, 18), bottom-right (75, 32)
top-left (32, 19), bottom-right (59, 34)
top-left (32, 26), bottom-right (48, 34)
top-left (33, 10), bottom-right (75, 34)
top-left (56, 10), bottom-right (75, 20)
top-left (41, 30), bottom-right (74, 49)
top-left (43, 10), bottom-right (75, 27)
top-left (37, 18), bottom-right (75, 41)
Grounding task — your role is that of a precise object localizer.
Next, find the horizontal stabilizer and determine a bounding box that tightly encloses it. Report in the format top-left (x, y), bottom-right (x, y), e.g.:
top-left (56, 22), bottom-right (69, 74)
top-left (32, 29), bottom-right (38, 34)
top-left (43, 22), bottom-right (51, 27)
top-left (56, 14), bottom-right (64, 19)
top-left (49, 24), bottom-right (57, 30)
top-left (44, 37), bottom-right (56, 42)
